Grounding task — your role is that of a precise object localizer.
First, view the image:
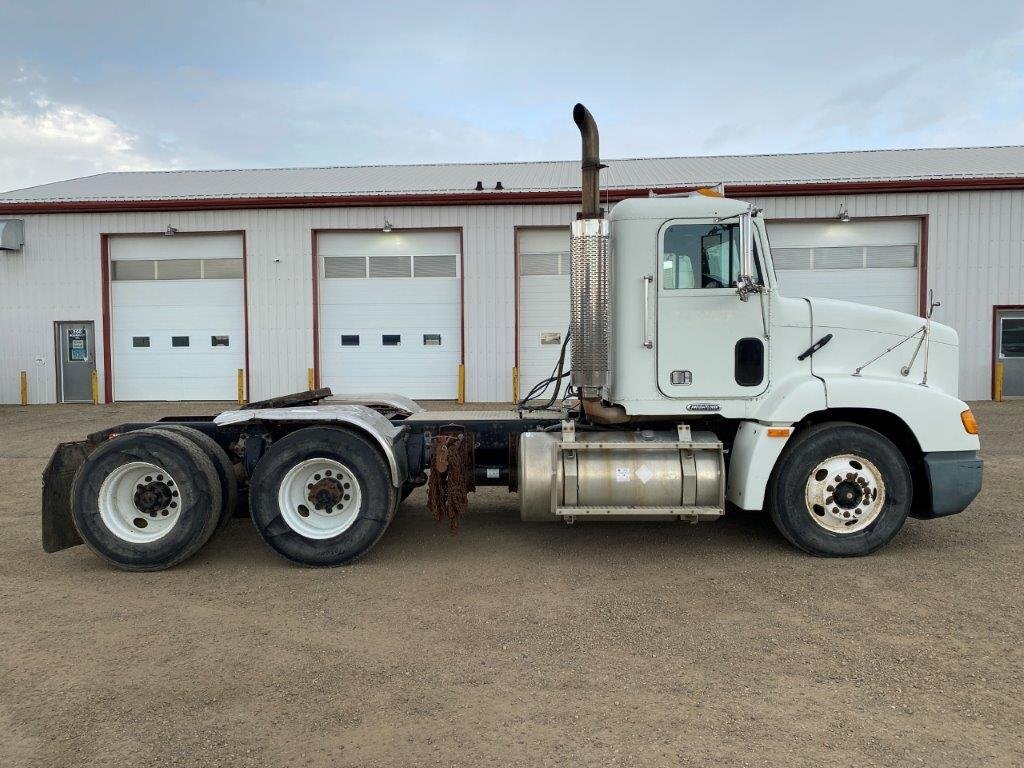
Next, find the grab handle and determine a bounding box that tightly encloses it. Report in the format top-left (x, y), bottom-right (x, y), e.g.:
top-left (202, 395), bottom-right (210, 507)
top-left (643, 274), bottom-right (653, 349)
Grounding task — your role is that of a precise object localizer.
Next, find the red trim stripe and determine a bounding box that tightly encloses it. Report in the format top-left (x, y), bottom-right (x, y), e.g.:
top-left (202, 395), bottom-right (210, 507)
top-left (6, 175), bottom-right (1024, 215)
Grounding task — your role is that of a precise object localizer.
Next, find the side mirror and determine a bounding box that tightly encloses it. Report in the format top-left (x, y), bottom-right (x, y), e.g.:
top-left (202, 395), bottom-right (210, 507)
top-left (736, 209), bottom-right (757, 300)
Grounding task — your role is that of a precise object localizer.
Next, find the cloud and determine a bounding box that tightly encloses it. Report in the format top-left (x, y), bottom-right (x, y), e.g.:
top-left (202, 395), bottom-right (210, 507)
top-left (0, 74), bottom-right (173, 190)
top-left (1, 2), bottom-right (1024, 192)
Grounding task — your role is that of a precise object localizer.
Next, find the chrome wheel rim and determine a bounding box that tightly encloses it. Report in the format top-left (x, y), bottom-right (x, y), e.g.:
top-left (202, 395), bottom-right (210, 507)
top-left (278, 458), bottom-right (361, 539)
top-left (98, 461), bottom-right (182, 543)
top-left (804, 454), bottom-right (886, 534)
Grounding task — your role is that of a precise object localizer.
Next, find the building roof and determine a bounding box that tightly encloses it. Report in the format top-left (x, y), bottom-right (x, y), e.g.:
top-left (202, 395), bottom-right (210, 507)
top-left (4, 145), bottom-right (1024, 209)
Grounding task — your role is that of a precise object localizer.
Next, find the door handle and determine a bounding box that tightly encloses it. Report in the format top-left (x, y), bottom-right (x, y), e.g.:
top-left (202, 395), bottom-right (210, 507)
top-left (642, 274), bottom-right (653, 349)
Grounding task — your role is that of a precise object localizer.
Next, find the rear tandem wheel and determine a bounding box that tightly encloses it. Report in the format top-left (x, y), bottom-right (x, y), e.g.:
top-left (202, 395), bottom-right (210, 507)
top-left (70, 429), bottom-right (224, 571)
top-left (248, 426), bottom-right (398, 567)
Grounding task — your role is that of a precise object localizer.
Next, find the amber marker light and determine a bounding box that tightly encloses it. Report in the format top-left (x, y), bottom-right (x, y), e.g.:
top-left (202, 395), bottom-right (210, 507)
top-left (767, 427), bottom-right (792, 438)
top-left (960, 409), bottom-right (979, 435)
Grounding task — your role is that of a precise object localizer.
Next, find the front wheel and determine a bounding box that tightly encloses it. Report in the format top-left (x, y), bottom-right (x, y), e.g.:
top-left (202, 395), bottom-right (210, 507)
top-left (767, 422), bottom-right (912, 557)
top-left (248, 426), bottom-right (397, 567)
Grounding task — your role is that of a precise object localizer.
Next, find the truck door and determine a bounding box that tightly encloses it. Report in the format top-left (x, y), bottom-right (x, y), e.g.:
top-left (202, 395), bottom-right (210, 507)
top-left (655, 219), bottom-right (770, 399)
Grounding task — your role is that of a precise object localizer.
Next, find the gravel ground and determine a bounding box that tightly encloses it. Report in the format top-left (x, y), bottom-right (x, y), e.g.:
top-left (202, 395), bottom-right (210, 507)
top-left (1, 399), bottom-right (1021, 768)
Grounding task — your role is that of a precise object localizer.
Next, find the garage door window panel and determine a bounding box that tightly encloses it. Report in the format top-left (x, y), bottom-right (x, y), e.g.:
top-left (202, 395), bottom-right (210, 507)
top-left (112, 260), bottom-right (157, 281)
top-left (413, 254), bottom-right (458, 277)
top-left (369, 256), bottom-right (412, 278)
top-left (324, 256), bottom-right (367, 279)
top-left (201, 258), bottom-right (244, 279)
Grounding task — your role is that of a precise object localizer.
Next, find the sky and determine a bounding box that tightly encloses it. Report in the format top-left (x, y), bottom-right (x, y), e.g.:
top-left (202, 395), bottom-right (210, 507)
top-left (1, 0), bottom-right (1023, 192)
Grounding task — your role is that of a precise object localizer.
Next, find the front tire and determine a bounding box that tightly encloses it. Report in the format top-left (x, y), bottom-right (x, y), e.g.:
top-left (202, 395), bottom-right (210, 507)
top-left (767, 422), bottom-right (912, 557)
top-left (249, 426), bottom-right (397, 567)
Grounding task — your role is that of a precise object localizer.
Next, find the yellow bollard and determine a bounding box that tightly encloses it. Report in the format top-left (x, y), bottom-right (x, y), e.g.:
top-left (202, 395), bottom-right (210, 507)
top-left (20, 371), bottom-right (28, 406)
top-left (307, 367), bottom-right (315, 391)
top-left (91, 370), bottom-right (99, 405)
top-left (994, 361), bottom-right (1004, 402)
top-left (237, 369), bottom-right (245, 405)
top-left (457, 364), bottom-right (466, 404)
top-left (511, 366), bottom-right (519, 403)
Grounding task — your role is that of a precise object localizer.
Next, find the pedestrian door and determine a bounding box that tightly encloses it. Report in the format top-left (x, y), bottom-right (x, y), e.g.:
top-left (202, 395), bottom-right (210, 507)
top-left (996, 309), bottom-right (1024, 397)
top-left (55, 321), bottom-right (96, 402)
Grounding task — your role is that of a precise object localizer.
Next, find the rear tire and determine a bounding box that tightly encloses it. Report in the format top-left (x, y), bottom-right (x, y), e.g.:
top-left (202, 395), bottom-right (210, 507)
top-left (767, 422), bottom-right (912, 557)
top-left (71, 429), bottom-right (223, 571)
top-left (151, 424), bottom-right (238, 531)
top-left (249, 426), bottom-right (397, 567)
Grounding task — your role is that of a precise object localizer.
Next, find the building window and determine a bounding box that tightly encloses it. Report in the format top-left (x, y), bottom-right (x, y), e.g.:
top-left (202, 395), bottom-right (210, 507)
top-left (423, 333), bottom-right (441, 346)
top-left (211, 335), bottom-right (230, 347)
top-left (171, 336), bottom-right (190, 347)
top-left (341, 334), bottom-right (360, 346)
top-left (132, 336), bottom-right (150, 348)
top-left (382, 334), bottom-right (401, 346)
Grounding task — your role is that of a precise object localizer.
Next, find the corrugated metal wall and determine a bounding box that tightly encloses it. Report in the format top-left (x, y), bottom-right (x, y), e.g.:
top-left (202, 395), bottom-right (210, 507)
top-left (1, 190), bottom-right (1020, 404)
top-left (0, 203), bottom-right (575, 404)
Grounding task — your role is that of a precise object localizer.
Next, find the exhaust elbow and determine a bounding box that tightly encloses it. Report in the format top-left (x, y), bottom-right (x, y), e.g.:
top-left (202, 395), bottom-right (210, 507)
top-left (582, 397), bottom-right (630, 425)
top-left (573, 103), bottom-right (603, 218)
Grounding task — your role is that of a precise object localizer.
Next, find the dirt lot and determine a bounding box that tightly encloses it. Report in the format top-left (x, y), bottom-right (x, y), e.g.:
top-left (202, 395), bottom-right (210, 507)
top-left (0, 400), bottom-right (1021, 767)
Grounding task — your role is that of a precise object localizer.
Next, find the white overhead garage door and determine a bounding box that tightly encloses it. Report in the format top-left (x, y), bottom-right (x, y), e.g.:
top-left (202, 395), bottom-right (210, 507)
top-left (318, 230), bottom-right (461, 399)
top-left (768, 219), bottom-right (921, 315)
top-left (109, 233), bottom-right (245, 401)
top-left (517, 228), bottom-right (571, 397)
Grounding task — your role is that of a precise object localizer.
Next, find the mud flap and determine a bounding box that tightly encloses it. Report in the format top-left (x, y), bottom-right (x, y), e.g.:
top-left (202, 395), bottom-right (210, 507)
top-left (42, 441), bottom-right (93, 552)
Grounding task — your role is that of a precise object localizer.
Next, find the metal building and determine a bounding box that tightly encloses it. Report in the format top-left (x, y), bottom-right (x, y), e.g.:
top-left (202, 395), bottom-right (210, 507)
top-left (2, 146), bottom-right (1024, 404)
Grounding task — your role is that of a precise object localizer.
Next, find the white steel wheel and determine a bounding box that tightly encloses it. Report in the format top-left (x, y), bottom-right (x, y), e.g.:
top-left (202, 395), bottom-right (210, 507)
top-left (804, 453), bottom-right (886, 534)
top-left (277, 458), bottom-right (362, 540)
top-left (97, 461), bottom-right (183, 543)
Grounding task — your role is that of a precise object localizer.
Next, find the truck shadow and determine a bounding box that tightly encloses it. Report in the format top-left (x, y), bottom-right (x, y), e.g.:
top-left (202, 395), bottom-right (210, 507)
top-left (197, 485), bottom-right (952, 572)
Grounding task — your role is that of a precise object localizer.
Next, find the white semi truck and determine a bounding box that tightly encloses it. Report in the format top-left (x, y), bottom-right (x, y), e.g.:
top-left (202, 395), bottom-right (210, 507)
top-left (41, 105), bottom-right (983, 570)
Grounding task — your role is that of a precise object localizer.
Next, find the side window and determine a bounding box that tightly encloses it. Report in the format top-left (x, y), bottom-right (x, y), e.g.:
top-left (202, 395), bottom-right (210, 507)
top-left (663, 223), bottom-right (763, 290)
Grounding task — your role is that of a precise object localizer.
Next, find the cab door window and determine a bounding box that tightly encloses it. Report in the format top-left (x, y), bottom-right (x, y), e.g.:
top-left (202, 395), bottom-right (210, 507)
top-left (662, 222), bottom-right (763, 289)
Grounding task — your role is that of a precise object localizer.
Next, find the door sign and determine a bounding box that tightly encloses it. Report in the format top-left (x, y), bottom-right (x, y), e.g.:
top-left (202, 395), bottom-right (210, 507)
top-left (67, 327), bottom-right (89, 362)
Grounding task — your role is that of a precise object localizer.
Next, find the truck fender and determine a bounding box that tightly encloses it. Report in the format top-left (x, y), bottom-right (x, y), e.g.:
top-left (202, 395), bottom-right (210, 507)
top-left (728, 376), bottom-right (825, 510)
top-left (214, 404), bottom-right (408, 487)
top-left (726, 421), bottom-right (793, 510)
top-left (821, 376), bottom-right (979, 453)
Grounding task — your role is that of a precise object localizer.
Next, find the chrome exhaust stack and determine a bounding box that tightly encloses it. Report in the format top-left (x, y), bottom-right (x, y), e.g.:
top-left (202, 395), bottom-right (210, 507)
top-left (570, 104), bottom-right (611, 401)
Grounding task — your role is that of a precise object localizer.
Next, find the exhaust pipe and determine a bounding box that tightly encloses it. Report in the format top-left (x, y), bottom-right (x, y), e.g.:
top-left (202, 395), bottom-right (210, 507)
top-left (573, 103), bottom-right (603, 219)
top-left (569, 104), bottom-right (611, 407)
